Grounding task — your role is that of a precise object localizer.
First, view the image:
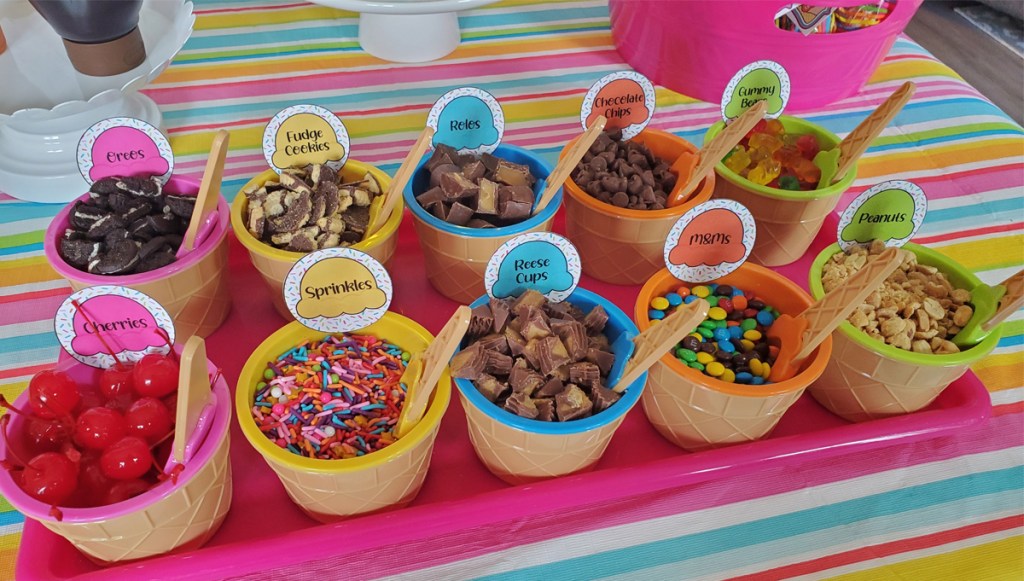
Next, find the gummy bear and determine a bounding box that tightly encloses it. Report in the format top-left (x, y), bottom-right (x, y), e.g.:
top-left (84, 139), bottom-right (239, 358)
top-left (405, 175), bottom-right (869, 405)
top-left (749, 132), bottom-right (783, 155)
top-left (779, 175), bottom-right (801, 191)
top-left (796, 133), bottom-right (820, 160)
top-left (747, 159), bottom-right (781, 185)
top-left (724, 145), bottom-right (752, 174)
top-left (791, 157), bottom-right (822, 184)
top-left (764, 119), bottom-right (785, 136)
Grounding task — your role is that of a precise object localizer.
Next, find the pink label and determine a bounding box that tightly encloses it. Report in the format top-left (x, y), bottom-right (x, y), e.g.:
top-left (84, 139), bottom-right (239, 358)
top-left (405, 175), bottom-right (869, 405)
top-left (78, 118), bottom-right (175, 185)
top-left (54, 286), bottom-right (176, 368)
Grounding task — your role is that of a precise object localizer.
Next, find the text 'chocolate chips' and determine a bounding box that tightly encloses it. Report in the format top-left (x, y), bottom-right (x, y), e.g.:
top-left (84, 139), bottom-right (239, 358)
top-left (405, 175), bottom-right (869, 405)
top-left (416, 144), bottom-right (538, 228)
top-left (58, 176), bottom-right (194, 275)
top-left (452, 289), bottom-right (622, 422)
top-left (570, 130), bottom-right (678, 210)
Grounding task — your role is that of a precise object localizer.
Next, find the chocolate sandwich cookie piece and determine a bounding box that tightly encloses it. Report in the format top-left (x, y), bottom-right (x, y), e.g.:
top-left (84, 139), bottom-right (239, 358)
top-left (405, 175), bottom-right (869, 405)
top-left (104, 228), bottom-right (131, 247)
top-left (69, 202), bottom-right (108, 230)
top-left (116, 176), bottom-right (162, 199)
top-left (86, 213), bottom-right (126, 240)
top-left (137, 235), bottom-right (171, 261)
top-left (88, 238), bottom-right (140, 275)
top-left (164, 193), bottom-right (197, 219)
top-left (137, 246), bottom-right (177, 273)
top-left (90, 176), bottom-right (121, 196)
top-left (60, 237), bottom-right (102, 269)
top-left (121, 198), bottom-right (153, 224)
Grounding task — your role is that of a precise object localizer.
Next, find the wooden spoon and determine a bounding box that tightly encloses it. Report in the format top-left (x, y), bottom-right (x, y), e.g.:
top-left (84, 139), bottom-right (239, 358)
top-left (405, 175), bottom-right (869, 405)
top-left (608, 298), bottom-right (711, 392)
top-left (768, 247), bottom-right (905, 382)
top-left (532, 115), bottom-right (607, 215)
top-left (363, 125), bottom-right (435, 240)
top-left (177, 130), bottom-right (229, 258)
top-left (813, 82), bottom-right (915, 188)
top-left (170, 336), bottom-right (216, 468)
top-left (393, 305), bottom-right (473, 438)
top-left (666, 100), bottom-right (768, 207)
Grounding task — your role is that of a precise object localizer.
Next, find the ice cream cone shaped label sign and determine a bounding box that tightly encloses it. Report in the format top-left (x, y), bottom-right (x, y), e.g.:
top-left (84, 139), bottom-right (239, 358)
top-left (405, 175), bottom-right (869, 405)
top-left (283, 247), bottom-right (393, 333)
top-left (664, 200), bottom-right (756, 283)
top-left (77, 117), bottom-right (174, 184)
top-left (263, 104), bottom-right (350, 173)
top-left (721, 60), bottom-right (791, 121)
top-left (426, 87), bottom-right (504, 155)
top-left (484, 232), bottom-right (582, 302)
top-left (580, 71), bottom-right (656, 140)
top-left (54, 285), bottom-right (176, 368)
top-left (837, 180), bottom-right (927, 251)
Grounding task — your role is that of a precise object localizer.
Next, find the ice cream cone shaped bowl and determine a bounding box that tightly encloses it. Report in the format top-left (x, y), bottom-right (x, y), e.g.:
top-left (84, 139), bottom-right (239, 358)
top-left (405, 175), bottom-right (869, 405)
top-left (235, 314), bottom-right (451, 523)
top-left (807, 243), bottom-right (1001, 422)
top-left (0, 348), bottom-right (233, 564)
top-left (562, 128), bottom-right (715, 285)
top-left (455, 288), bottom-right (645, 485)
top-left (403, 144), bottom-right (558, 303)
top-left (704, 116), bottom-right (856, 267)
top-left (230, 161), bottom-right (399, 319)
top-left (635, 264), bottom-right (832, 451)
top-left (45, 176), bottom-right (232, 339)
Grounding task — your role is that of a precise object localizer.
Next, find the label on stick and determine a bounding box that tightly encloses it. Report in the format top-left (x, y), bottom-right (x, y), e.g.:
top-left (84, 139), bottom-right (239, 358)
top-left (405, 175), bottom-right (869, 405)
top-left (77, 117), bottom-right (174, 185)
top-left (664, 200), bottom-right (756, 283)
top-left (263, 104), bottom-right (350, 173)
top-left (283, 247), bottom-right (393, 333)
top-left (837, 180), bottom-right (927, 251)
top-left (581, 71), bottom-right (656, 140)
top-left (54, 286), bottom-right (176, 369)
top-left (426, 87), bottom-right (505, 155)
top-left (484, 232), bottom-right (582, 303)
top-left (721, 60), bottom-right (791, 122)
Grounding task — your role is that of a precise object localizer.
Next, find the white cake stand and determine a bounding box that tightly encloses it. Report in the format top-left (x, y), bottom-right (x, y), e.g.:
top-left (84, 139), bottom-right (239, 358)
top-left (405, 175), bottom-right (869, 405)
top-left (0, 1), bottom-right (194, 204)
top-left (308, 0), bottom-right (498, 63)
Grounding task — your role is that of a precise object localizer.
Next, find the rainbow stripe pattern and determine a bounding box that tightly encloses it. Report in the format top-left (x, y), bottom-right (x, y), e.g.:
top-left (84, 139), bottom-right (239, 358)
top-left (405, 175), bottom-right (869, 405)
top-left (0, 1), bottom-right (1021, 578)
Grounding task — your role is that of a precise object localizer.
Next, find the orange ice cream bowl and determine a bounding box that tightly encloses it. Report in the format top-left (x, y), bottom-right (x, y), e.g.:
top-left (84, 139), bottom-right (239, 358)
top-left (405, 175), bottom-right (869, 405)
top-left (635, 264), bottom-right (832, 451)
top-left (562, 128), bottom-right (715, 285)
top-left (230, 160), bottom-right (400, 319)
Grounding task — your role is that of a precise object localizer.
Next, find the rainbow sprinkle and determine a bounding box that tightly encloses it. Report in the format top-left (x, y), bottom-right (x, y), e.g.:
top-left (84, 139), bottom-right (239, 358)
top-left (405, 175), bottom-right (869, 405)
top-left (251, 334), bottom-right (409, 460)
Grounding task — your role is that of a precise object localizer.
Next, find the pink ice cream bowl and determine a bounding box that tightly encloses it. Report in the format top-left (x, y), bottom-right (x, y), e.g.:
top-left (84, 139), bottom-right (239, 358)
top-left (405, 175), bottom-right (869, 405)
top-left (44, 176), bottom-right (232, 339)
top-left (0, 348), bottom-right (234, 564)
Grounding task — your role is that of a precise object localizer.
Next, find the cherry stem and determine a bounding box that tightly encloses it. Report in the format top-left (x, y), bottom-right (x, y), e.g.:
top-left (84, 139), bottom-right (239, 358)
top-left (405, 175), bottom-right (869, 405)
top-left (209, 368), bottom-right (223, 390)
top-left (0, 394), bottom-right (29, 417)
top-left (49, 505), bottom-right (64, 522)
top-left (0, 415), bottom-right (29, 469)
top-left (71, 300), bottom-right (123, 367)
top-left (154, 328), bottom-right (179, 363)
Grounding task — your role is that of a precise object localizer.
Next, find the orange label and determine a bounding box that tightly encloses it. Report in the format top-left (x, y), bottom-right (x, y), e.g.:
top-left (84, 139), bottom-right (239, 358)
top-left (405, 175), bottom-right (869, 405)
top-left (580, 71), bottom-right (655, 139)
top-left (664, 200), bottom-right (756, 283)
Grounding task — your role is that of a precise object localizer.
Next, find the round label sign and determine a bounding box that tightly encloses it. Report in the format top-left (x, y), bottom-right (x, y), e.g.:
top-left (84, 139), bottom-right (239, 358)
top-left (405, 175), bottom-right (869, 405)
top-left (484, 232), bottom-right (582, 303)
top-left (580, 71), bottom-right (657, 140)
top-left (283, 247), bottom-right (393, 333)
top-left (426, 87), bottom-right (505, 155)
top-left (263, 104), bottom-right (351, 173)
top-left (77, 117), bottom-right (174, 185)
top-left (664, 200), bottom-right (756, 283)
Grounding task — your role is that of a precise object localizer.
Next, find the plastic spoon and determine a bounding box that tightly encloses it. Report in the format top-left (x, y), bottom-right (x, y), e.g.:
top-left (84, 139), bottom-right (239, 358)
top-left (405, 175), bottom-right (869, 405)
top-left (364, 125), bottom-right (435, 241)
top-left (393, 305), bottom-right (473, 438)
top-left (952, 269), bottom-right (1024, 349)
top-left (167, 336), bottom-right (217, 471)
top-left (769, 247), bottom-right (905, 382)
top-left (533, 115), bottom-right (607, 215)
top-left (177, 129), bottom-right (229, 258)
top-left (813, 82), bottom-right (915, 188)
top-left (608, 298), bottom-right (711, 393)
top-left (667, 100), bottom-right (768, 207)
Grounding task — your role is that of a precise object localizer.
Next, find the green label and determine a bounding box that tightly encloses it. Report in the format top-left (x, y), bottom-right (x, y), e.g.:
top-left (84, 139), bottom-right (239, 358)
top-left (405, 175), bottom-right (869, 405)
top-left (838, 180), bottom-right (928, 250)
top-left (721, 60), bottom-right (790, 121)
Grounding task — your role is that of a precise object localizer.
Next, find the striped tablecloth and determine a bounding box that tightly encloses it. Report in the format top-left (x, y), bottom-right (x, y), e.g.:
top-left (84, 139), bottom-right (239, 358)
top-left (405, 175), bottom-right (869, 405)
top-left (1, 1), bottom-right (1022, 578)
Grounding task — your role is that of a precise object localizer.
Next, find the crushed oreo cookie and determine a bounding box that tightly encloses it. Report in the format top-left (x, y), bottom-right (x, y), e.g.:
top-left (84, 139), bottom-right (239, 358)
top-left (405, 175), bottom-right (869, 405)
top-left (58, 176), bottom-right (194, 275)
top-left (241, 163), bottom-right (382, 252)
top-left (453, 289), bottom-right (622, 422)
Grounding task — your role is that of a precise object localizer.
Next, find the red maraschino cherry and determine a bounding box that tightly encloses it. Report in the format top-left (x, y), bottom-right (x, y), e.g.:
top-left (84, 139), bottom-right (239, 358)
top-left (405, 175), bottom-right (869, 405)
top-left (25, 417), bottom-right (74, 455)
top-left (99, 364), bottom-right (136, 401)
top-left (28, 370), bottom-right (80, 419)
top-left (124, 397), bottom-right (173, 444)
top-left (19, 452), bottom-right (79, 506)
top-left (133, 354), bottom-right (179, 398)
top-left (74, 407), bottom-right (128, 451)
top-left (99, 436), bottom-right (153, 480)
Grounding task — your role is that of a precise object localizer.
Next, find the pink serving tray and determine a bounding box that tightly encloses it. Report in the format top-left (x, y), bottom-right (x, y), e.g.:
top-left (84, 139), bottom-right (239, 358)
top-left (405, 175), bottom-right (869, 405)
top-left (17, 212), bottom-right (992, 580)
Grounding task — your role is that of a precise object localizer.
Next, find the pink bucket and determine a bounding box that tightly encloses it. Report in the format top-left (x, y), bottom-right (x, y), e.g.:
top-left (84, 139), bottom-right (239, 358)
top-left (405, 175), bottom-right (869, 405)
top-left (609, 0), bottom-right (922, 111)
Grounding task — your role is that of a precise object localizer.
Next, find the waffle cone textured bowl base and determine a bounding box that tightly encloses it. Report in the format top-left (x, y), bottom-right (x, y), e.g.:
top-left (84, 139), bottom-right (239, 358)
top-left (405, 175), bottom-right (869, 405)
top-left (705, 117), bottom-right (856, 267)
top-left (230, 163), bottom-right (399, 319)
top-left (807, 243), bottom-right (1001, 422)
top-left (44, 176), bottom-right (232, 339)
top-left (236, 316), bottom-right (450, 523)
top-left (403, 144), bottom-right (557, 304)
top-left (455, 289), bottom-right (646, 485)
top-left (636, 264), bottom-right (832, 451)
top-left (0, 351), bottom-right (233, 563)
top-left (562, 129), bottom-right (715, 285)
